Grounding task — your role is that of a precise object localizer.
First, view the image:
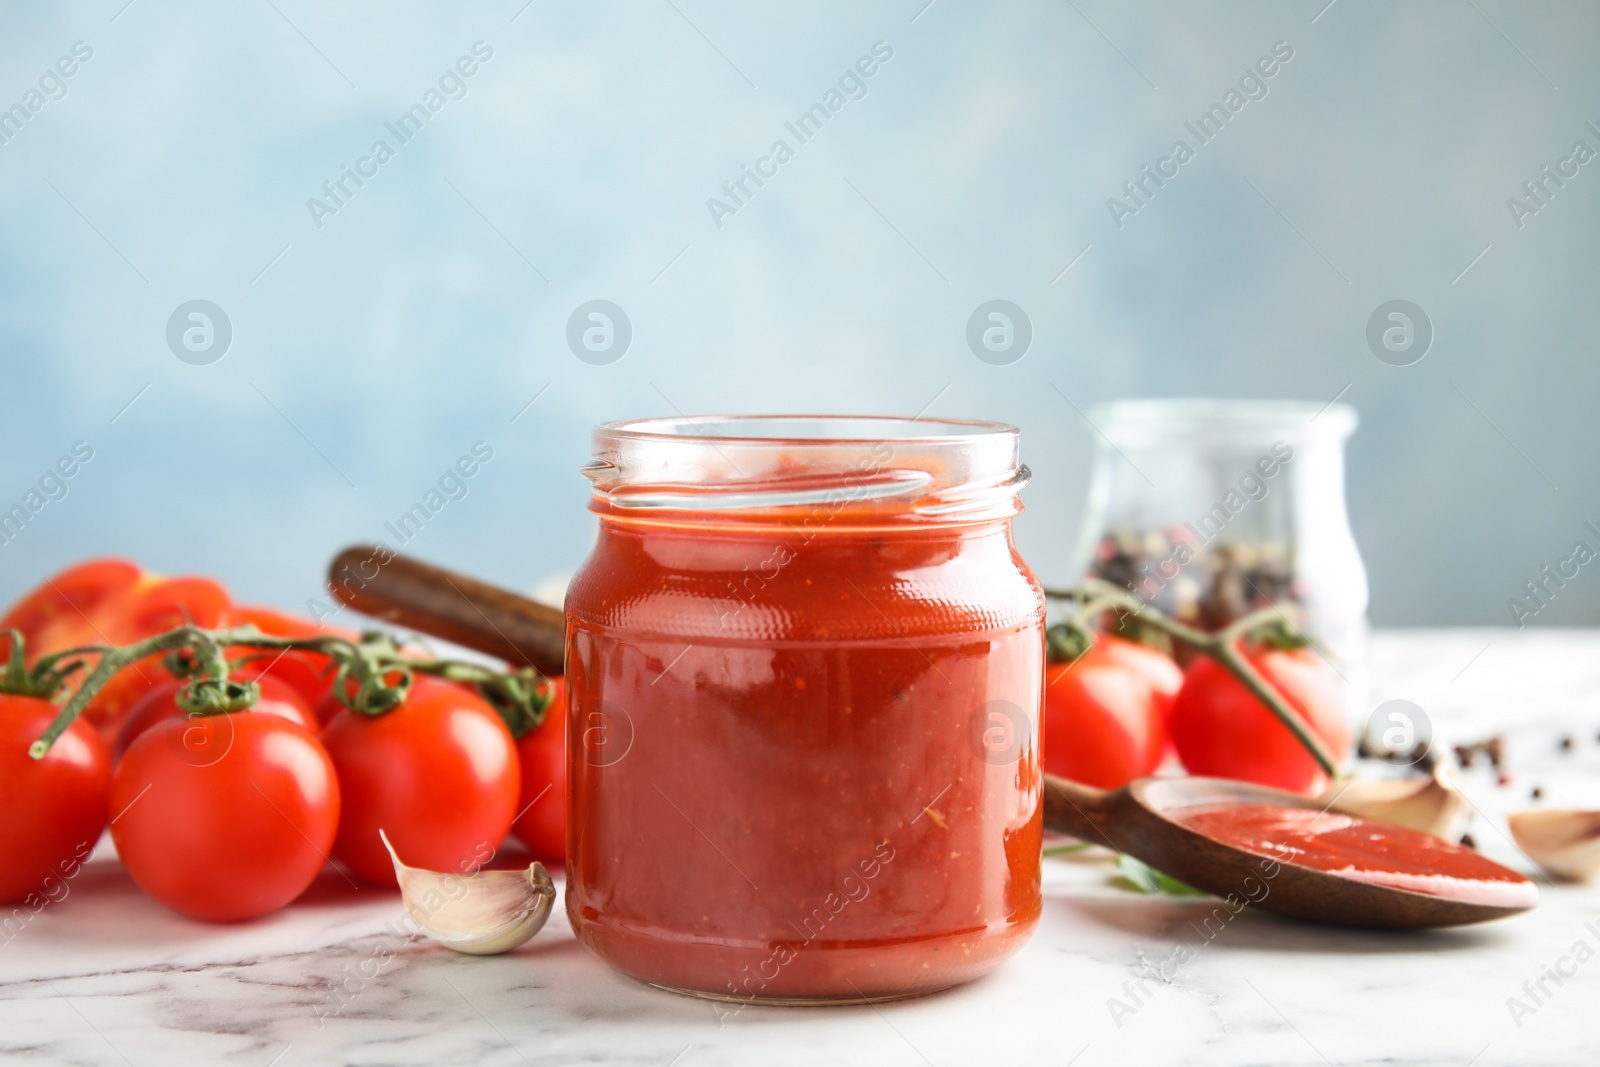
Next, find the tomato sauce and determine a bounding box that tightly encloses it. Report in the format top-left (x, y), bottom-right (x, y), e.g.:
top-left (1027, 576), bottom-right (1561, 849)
top-left (564, 417), bottom-right (1044, 1002)
top-left (1172, 803), bottom-right (1538, 909)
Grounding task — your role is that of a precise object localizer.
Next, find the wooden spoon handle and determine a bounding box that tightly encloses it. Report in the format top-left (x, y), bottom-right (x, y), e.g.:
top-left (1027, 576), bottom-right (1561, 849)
top-left (326, 546), bottom-right (567, 676)
top-left (1042, 774), bottom-right (1119, 850)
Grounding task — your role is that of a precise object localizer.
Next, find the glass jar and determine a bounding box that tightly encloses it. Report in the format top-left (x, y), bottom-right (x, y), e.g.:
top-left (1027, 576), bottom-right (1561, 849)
top-left (1070, 399), bottom-right (1367, 722)
top-left (564, 415), bottom-right (1044, 1004)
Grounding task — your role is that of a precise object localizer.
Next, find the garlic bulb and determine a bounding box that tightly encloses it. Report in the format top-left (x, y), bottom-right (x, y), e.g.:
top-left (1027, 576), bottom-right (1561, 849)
top-left (380, 830), bottom-right (556, 955)
top-left (1319, 765), bottom-right (1470, 842)
top-left (1507, 810), bottom-right (1600, 883)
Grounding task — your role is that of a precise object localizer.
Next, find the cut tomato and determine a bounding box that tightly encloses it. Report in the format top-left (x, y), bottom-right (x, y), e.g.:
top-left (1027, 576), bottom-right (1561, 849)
top-left (72, 576), bottom-right (233, 741)
top-left (1, 559), bottom-right (143, 656)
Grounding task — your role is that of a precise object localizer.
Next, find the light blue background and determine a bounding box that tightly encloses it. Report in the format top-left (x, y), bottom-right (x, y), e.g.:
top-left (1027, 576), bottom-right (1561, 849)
top-left (1, 0), bottom-right (1596, 625)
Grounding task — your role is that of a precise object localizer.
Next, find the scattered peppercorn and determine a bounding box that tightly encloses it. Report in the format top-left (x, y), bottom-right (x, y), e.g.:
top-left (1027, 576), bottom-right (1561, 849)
top-left (1460, 833), bottom-right (1477, 849)
top-left (1359, 735), bottom-right (1435, 769)
top-left (1454, 735), bottom-right (1506, 770)
top-left (1560, 736), bottom-right (1575, 752)
top-left (1532, 786), bottom-right (1545, 800)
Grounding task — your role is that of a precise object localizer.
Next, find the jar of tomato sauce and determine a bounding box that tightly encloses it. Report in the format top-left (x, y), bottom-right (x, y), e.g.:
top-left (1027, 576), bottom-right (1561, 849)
top-left (564, 416), bottom-right (1044, 1003)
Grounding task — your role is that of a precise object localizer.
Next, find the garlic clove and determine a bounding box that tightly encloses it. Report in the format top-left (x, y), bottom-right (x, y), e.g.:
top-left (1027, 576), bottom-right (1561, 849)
top-left (1320, 764), bottom-right (1470, 842)
top-left (380, 830), bottom-right (556, 955)
top-left (1507, 810), bottom-right (1600, 883)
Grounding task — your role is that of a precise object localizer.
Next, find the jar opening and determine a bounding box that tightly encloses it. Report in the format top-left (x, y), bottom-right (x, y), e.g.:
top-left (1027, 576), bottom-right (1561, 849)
top-left (585, 414), bottom-right (1028, 522)
top-left (1087, 399), bottom-right (1357, 446)
top-left (601, 415), bottom-right (1011, 443)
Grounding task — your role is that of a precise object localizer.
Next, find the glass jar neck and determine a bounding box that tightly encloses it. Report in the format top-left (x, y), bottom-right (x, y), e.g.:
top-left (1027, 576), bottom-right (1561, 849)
top-left (583, 415), bottom-right (1030, 529)
top-left (1089, 399), bottom-right (1357, 450)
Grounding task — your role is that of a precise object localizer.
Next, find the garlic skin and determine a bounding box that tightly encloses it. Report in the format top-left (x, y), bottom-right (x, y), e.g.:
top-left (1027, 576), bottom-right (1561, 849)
top-left (380, 830), bottom-right (556, 955)
top-left (1507, 810), bottom-right (1600, 883)
top-left (1320, 765), bottom-right (1470, 842)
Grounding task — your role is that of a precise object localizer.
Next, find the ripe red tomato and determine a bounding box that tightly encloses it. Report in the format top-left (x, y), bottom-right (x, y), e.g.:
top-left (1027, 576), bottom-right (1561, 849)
top-left (224, 605), bottom-right (350, 711)
top-left (113, 673), bottom-right (315, 764)
top-left (0, 694), bottom-right (111, 905)
top-left (312, 684), bottom-right (350, 726)
top-left (322, 676), bottom-right (520, 886)
top-left (111, 713), bottom-right (339, 921)
top-left (2, 558), bottom-right (143, 654)
top-left (310, 668), bottom-right (409, 726)
top-left (1169, 645), bottom-right (1352, 795)
top-left (1041, 635), bottom-right (1180, 789)
top-left (511, 677), bottom-right (566, 862)
top-left (75, 576), bottom-right (233, 742)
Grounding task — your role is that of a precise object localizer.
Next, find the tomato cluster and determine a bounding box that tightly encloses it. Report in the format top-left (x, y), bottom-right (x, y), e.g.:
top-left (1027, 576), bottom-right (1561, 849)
top-left (1041, 634), bottom-right (1181, 790)
top-left (1041, 629), bottom-right (1351, 795)
top-left (0, 559), bottom-right (568, 922)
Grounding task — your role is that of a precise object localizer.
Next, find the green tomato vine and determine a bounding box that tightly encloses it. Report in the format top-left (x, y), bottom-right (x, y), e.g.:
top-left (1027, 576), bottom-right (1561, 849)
top-left (13, 624), bottom-right (556, 760)
top-left (1043, 579), bottom-right (1339, 780)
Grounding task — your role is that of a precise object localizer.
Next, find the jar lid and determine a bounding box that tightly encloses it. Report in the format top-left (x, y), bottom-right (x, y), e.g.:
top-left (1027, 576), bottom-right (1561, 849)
top-left (583, 414), bottom-right (1028, 522)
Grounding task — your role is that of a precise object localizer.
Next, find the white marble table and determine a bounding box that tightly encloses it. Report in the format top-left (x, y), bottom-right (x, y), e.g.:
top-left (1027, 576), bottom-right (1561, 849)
top-left (4, 630), bottom-right (1599, 1067)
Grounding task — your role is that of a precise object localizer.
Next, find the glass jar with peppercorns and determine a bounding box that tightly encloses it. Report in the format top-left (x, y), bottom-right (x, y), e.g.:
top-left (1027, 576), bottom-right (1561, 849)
top-left (1069, 399), bottom-right (1367, 723)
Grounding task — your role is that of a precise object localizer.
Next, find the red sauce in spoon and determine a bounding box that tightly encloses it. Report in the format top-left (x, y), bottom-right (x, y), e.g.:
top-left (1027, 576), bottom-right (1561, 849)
top-left (1171, 803), bottom-right (1538, 909)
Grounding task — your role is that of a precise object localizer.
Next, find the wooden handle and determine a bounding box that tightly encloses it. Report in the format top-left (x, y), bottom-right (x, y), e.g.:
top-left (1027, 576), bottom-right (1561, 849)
top-left (1042, 774), bottom-right (1118, 849)
top-left (326, 546), bottom-right (566, 676)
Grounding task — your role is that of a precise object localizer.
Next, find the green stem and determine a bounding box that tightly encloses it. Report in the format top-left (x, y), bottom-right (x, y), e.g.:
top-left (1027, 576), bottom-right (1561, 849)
top-left (1043, 579), bottom-right (1340, 780)
top-left (28, 626), bottom-right (221, 759)
top-left (27, 624), bottom-right (554, 758)
top-left (1, 630), bottom-right (29, 693)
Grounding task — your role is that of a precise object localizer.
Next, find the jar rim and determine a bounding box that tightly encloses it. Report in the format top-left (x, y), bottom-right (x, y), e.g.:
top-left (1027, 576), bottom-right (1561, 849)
top-left (596, 414), bottom-right (1020, 445)
top-left (586, 414), bottom-right (1027, 521)
top-left (1087, 398), bottom-right (1357, 442)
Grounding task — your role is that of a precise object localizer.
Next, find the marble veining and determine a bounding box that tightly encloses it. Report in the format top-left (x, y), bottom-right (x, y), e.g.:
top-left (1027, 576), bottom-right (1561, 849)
top-left (3, 630), bottom-right (1599, 1066)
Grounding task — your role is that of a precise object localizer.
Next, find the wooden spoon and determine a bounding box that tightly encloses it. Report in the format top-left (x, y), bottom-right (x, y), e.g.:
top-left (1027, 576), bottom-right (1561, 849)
top-left (1045, 775), bottom-right (1535, 928)
top-left (328, 547), bottom-right (1536, 929)
top-left (327, 545), bottom-right (565, 676)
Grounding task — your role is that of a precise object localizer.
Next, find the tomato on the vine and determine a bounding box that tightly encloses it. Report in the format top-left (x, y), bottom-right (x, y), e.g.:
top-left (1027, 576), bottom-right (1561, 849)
top-left (511, 676), bottom-right (566, 862)
top-left (310, 670), bottom-right (403, 727)
top-left (1, 558), bottom-right (143, 653)
top-left (1041, 635), bottom-right (1180, 789)
top-left (224, 605), bottom-right (352, 711)
top-left (1169, 644), bottom-right (1352, 795)
top-left (113, 673), bottom-right (315, 764)
top-left (312, 683), bottom-right (352, 726)
top-left (74, 576), bottom-right (233, 741)
top-left (111, 713), bottom-right (339, 921)
top-left (321, 675), bottom-right (520, 886)
top-left (0, 694), bottom-right (110, 905)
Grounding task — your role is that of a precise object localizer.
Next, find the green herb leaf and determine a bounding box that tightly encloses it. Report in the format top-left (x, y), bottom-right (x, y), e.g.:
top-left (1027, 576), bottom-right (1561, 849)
top-left (1044, 622), bottom-right (1095, 664)
top-left (1115, 853), bottom-right (1204, 896)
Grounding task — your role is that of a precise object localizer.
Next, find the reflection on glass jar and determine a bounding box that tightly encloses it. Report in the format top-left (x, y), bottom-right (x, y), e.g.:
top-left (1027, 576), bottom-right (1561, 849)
top-left (1070, 400), bottom-right (1367, 721)
top-left (565, 416), bottom-right (1045, 1004)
